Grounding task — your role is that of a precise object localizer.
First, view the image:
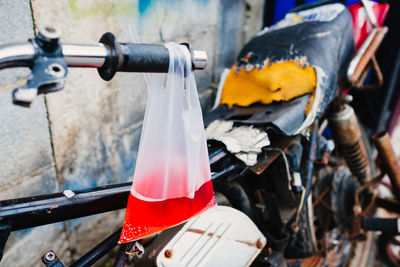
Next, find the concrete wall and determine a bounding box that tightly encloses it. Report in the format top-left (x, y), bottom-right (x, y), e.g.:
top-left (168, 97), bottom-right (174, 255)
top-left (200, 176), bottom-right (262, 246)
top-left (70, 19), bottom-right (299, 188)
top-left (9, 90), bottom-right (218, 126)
top-left (0, 0), bottom-right (263, 266)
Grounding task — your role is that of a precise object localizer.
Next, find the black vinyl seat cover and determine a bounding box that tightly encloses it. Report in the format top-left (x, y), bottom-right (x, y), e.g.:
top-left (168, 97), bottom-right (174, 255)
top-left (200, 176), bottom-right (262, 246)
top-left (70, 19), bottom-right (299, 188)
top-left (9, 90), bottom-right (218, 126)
top-left (208, 2), bottom-right (355, 135)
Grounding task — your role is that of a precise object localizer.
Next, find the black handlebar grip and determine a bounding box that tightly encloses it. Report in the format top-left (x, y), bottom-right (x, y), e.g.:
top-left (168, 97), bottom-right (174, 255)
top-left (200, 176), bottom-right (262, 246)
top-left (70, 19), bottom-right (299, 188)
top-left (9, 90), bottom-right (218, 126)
top-left (118, 43), bottom-right (170, 73)
top-left (362, 217), bottom-right (400, 235)
top-left (98, 32), bottom-right (173, 80)
top-left (97, 32), bottom-right (199, 81)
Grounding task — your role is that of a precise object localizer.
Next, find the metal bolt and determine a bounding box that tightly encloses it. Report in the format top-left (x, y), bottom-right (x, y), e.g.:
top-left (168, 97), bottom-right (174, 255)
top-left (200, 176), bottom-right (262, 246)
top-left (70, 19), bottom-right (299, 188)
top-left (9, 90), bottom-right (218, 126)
top-left (38, 25), bottom-right (61, 41)
top-left (37, 25), bottom-right (61, 52)
top-left (192, 50), bottom-right (207, 69)
top-left (164, 249), bottom-right (172, 258)
top-left (44, 251), bottom-right (56, 263)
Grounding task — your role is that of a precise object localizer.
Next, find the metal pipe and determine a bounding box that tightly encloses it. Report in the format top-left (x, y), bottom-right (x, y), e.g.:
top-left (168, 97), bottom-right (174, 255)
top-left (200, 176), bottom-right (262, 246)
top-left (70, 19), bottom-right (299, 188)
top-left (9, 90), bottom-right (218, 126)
top-left (71, 228), bottom-right (121, 267)
top-left (347, 28), bottom-right (378, 82)
top-left (0, 183), bottom-right (131, 232)
top-left (0, 43), bottom-right (35, 69)
top-left (372, 132), bottom-right (400, 200)
top-left (62, 44), bottom-right (107, 67)
top-left (0, 43), bottom-right (109, 70)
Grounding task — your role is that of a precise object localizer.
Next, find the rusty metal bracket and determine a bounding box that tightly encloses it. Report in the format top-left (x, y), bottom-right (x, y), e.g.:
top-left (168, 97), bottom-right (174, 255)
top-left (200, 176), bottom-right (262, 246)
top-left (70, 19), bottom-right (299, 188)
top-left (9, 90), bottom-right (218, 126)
top-left (353, 55), bottom-right (383, 89)
top-left (354, 173), bottom-right (384, 216)
top-left (347, 27), bottom-right (388, 90)
top-left (350, 173), bottom-right (383, 238)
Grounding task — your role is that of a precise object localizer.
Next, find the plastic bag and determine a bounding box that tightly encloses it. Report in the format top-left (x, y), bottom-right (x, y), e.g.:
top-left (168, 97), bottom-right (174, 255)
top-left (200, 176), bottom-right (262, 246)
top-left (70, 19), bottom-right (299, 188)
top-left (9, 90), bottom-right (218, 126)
top-left (119, 43), bottom-right (216, 244)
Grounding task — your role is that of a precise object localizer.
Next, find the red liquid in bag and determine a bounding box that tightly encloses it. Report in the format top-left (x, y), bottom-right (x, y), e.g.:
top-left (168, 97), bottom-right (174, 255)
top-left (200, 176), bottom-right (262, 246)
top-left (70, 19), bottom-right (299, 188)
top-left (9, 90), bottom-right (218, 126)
top-left (119, 179), bottom-right (216, 244)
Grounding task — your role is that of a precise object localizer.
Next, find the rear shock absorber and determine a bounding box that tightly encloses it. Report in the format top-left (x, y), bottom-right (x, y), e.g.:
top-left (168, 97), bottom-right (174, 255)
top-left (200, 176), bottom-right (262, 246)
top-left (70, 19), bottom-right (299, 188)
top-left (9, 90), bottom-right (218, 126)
top-left (328, 104), bottom-right (371, 182)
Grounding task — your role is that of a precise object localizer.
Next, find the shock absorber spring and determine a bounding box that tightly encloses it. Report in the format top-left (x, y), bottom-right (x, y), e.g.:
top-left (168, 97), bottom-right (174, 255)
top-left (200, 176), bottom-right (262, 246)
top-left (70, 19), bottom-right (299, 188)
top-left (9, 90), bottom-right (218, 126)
top-left (328, 104), bottom-right (370, 182)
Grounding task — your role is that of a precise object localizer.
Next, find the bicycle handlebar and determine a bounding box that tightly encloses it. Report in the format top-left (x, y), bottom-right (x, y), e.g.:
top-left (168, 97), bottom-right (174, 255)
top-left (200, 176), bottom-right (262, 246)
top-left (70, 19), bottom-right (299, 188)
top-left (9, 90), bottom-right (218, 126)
top-left (0, 42), bottom-right (207, 72)
top-left (0, 25), bottom-right (208, 107)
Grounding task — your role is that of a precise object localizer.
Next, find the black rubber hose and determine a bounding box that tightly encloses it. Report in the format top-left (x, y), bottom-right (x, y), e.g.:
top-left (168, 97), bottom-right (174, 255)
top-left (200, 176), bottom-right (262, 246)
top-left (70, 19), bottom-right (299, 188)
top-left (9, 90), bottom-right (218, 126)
top-left (305, 124), bottom-right (318, 200)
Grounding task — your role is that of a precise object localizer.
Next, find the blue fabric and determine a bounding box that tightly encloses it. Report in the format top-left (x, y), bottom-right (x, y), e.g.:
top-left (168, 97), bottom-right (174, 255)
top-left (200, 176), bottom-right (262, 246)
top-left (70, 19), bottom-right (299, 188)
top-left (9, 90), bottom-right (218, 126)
top-left (305, 0), bottom-right (323, 4)
top-left (273, 0), bottom-right (296, 23)
top-left (271, 0), bottom-right (380, 23)
top-left (346, 0), bottom-right (361, 5)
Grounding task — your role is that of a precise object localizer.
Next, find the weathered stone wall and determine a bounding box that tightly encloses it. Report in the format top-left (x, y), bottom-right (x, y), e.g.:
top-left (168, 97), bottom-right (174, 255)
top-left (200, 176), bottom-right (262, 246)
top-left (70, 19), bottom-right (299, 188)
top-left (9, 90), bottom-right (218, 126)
top-left (0, 0), bottom-right (263, 266)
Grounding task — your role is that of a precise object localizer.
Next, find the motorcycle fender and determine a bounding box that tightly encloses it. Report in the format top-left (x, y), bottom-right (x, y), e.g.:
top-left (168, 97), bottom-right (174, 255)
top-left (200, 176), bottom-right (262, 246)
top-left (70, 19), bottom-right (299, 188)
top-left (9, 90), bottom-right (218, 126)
top-left (154, 206), bottom-right (266, 267)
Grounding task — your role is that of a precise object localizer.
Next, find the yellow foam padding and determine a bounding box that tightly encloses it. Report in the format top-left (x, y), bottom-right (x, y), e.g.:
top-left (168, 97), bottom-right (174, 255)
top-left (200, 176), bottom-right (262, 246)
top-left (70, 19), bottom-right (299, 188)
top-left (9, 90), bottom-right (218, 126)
top-left (220, 61), bottom-right (317, 115)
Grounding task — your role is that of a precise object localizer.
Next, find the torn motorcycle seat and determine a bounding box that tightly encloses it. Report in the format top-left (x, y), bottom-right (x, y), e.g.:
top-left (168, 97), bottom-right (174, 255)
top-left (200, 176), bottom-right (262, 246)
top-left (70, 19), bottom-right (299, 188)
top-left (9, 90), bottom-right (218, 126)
top-left (209, 2), bottom-right (355, 136)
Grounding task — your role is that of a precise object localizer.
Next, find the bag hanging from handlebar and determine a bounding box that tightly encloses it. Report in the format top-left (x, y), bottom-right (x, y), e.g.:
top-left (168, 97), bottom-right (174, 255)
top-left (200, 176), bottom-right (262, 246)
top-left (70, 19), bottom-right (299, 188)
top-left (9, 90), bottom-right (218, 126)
top-left (119, 43), bottom-right (216, 244)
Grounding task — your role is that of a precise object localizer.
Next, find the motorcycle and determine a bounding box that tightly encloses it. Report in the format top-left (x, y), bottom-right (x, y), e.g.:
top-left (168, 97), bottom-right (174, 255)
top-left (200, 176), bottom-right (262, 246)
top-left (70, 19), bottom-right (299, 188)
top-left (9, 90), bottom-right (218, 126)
top-left (144, 1), bottom-right (398, 266)
top-left (1, 1), bottom-right (399, 266)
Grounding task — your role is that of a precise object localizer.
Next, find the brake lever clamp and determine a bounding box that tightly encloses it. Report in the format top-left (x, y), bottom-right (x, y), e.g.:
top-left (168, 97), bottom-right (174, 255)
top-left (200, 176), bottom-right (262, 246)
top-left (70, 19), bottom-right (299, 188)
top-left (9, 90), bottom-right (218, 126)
top-left (12, 25), bottom-right (68, 107)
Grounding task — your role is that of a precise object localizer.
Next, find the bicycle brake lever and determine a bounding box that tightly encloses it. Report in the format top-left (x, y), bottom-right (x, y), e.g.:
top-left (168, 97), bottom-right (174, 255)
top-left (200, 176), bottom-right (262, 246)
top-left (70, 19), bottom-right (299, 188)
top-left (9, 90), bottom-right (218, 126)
top-left (12, 25), bottom-right (68, 107)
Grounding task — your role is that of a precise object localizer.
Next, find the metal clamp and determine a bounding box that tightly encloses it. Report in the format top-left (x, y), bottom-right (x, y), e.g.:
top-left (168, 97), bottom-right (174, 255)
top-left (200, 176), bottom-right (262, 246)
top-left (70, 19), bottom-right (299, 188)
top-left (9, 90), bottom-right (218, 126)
top-left (12, 25), bottom-right (68, 107)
